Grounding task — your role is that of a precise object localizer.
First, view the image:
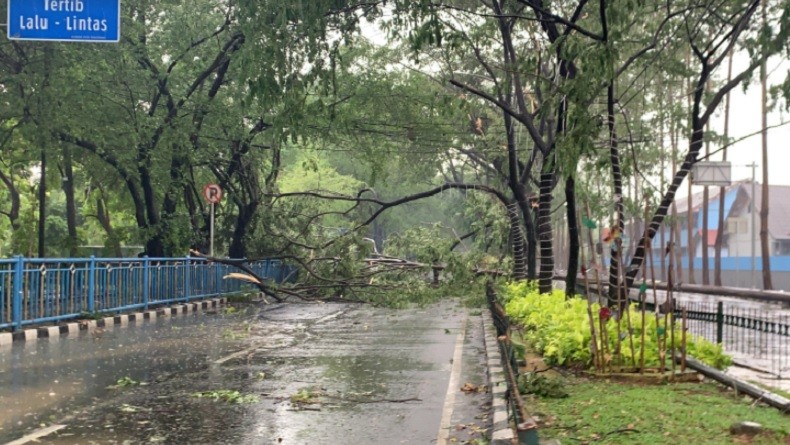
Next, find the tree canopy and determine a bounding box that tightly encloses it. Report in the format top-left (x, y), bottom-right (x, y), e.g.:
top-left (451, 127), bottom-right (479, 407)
top-left (1, 0), bottom-right (788, 298)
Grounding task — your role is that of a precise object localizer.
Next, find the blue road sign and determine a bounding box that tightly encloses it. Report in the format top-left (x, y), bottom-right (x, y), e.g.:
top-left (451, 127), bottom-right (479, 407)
top-left (7, 0), bottom-right (120, 42)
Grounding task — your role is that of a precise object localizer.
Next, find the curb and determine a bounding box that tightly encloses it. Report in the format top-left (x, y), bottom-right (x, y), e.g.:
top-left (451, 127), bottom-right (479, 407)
top-left (0, 297), bottom-right (227, 347)
top-left (482, 311), bottom-right (516, 444)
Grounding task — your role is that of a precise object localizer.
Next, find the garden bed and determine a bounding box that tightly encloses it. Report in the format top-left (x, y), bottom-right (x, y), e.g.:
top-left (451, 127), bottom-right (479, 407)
top-left (585, 369), bottom-right (701, 384)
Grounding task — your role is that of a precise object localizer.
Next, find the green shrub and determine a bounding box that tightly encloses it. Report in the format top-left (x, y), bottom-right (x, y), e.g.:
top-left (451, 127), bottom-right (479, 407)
top-left (502, 282), bottom-right (732, 370)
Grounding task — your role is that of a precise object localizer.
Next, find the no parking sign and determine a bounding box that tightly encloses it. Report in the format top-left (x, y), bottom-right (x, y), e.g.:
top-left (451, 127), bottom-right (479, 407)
top-left (203, 184), bottom-right (222, 255)
top-left (203, 184), bottom-right (223, 204)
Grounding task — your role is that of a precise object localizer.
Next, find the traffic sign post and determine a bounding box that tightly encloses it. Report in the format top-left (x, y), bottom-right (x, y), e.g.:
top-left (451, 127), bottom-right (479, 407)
top-left (203, 184), bottom-right (223, 256)
top-left (210, 202), bottom-right (215, 256)
top-left (7, 0), bottom-right (121, 42)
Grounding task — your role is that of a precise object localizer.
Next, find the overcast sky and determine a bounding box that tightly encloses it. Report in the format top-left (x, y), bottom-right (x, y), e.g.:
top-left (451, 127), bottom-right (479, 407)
top-left (695, 54), bottom-right (789, 188)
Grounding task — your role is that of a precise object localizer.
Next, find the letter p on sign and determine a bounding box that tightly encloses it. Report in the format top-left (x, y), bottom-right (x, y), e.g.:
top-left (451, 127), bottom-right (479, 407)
top-left (203, 184), bottom-right (223, 204)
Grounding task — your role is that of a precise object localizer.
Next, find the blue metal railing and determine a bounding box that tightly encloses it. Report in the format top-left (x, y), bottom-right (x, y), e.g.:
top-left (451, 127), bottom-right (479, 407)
top-left (0, 256), bottom-right (295, 331)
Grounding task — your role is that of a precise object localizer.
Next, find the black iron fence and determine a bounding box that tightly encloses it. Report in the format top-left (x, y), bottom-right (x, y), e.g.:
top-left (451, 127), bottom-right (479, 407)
top-left (486, 282), bottom-right (539, 445)
top-left (674, 301), bottom-right (790, 378)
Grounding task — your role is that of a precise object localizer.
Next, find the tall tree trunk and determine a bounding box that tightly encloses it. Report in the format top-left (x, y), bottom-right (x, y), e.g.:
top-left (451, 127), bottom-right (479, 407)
top-left (714, 51), bottom-right (734, 286)
top-left (225, 142), bottom-right (272, 258)
top-left (504, 113), bottom-right (531, 280)
top-left (624, 62), bottom-right (712, 288)
top-left (607, 82), bottom-right (626, 304)
top-left (687, 160), bottom-right (696, 284)
top-left (701, 82), bottom-right (711, 285)
top-left (560, 214), bottom-right (568, 271)
top-left (669, 101), bottom-right (684, 284)
top-left (658, 100), bottom-right (667, 281)
top-left (139, 159), bottom-right (165, 257)
top-left (0, 169), bottom-right (21, 231)
top-left (61, 145), bottom-right (79, 256)
top-left (516, 195), bottom-right (538, 280)
top-left (629, 175), bottom-right (639, 263)
top-left (701, 189), bottom-right (709, 285)
top-left (38, 148), bottom-right (47, 258)
top-left (372, 219), bottom-right (385, 254)
top-left (160, 153), bottom-right (187, 256)
top-left (537, 161), bottom-right (555, 294)
top-left (495, 0), bottom-right (544, 281)
top-left (759, 4), bottom-right (773, 290)
top-left (565, 176), bottom-right (580, 296)
top-left (96, 194), bottom-right (122, 257)
top-left (183, 181), bottom-right (204, 250)
top-left (228, 202), bottom-right (260, 259)
top-left (685, 51), bottom-right (696, 285)
top-left (507, 204), bottom-right (528, 280)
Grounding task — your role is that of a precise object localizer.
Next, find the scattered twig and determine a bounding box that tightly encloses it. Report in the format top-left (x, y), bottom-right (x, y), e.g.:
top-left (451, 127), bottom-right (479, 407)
top-left (603, 427), bottom-right (640, 437)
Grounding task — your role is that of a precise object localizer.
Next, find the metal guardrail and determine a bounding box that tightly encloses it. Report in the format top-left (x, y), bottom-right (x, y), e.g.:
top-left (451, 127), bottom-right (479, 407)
top-left (0, 256), bottom-right (295, 331)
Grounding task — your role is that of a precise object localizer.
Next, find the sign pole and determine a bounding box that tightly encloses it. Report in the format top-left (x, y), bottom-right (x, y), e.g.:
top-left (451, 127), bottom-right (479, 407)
top-left (210, 202), bottom-right (215, 257)
top-left (202, 183), bottom-right (223, 256)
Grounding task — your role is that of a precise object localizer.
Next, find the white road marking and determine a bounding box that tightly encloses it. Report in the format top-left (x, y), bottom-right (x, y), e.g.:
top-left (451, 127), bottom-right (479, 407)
top-left (6, 424), bottom-right (67, 445)
top-left (436, 315), bottom-right (467, 445)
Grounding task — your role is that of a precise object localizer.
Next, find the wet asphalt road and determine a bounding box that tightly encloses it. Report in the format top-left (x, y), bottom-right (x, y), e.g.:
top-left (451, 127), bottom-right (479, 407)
top-left (0, 300), bottom-right (491, 444)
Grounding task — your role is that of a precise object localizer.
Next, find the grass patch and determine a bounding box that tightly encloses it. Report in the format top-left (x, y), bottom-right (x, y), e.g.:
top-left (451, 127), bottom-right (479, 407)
top-left (531, 375), bottom-right (790, 444)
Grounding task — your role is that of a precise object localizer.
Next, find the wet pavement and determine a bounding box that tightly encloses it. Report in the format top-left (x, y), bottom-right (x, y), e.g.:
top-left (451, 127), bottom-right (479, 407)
top-left (0, 300), bottom-right (492, 444)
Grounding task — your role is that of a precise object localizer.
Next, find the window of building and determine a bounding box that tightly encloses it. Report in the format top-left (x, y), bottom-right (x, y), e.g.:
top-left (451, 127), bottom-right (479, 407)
top-left (776, 240), bottom-right (790, 256)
